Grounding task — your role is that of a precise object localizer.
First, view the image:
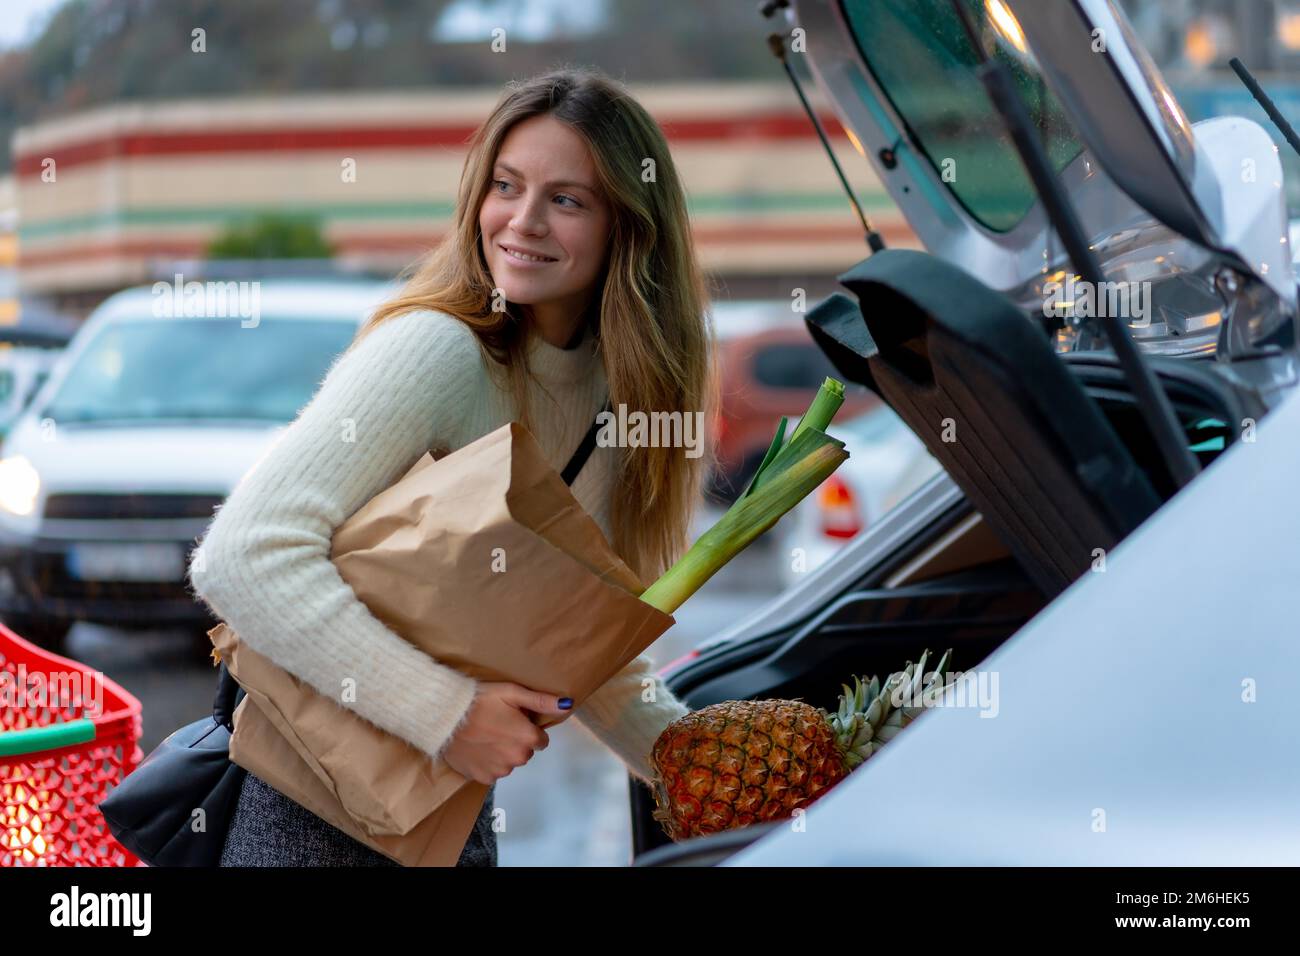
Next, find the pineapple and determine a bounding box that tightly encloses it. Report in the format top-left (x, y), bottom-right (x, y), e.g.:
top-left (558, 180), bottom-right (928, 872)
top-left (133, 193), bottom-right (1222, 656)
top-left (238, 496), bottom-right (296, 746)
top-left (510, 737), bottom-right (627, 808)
top-left (649, 648), bottom-right (954, 841)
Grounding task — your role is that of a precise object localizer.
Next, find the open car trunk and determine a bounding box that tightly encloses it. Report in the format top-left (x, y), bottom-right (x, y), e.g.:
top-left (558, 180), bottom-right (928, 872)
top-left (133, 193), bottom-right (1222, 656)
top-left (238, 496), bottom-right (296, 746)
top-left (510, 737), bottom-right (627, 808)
top-left (627, 0), bottom-right (1297, 864)
top-left (631, 249), bottom-right (1260, 864)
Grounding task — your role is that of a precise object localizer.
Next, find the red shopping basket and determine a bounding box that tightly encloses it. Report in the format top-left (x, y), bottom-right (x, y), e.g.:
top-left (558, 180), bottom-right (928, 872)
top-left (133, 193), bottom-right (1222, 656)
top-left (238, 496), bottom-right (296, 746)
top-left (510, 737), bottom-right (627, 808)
top-left (0, 622), bottom-right (143, 866)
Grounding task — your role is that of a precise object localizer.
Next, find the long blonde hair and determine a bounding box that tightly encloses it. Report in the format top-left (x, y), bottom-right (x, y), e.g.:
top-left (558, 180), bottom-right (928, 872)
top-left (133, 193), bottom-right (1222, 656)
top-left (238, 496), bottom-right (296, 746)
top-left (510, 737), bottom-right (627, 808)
top-left (354, 67), bottom-right (719, 586)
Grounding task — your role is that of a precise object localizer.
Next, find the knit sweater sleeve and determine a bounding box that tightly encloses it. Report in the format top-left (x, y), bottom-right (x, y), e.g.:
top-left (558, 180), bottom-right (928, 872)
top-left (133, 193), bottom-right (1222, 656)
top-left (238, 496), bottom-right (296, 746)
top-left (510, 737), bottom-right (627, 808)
top-left (187, 308), bottom-right (484, 763)
top-left (572, 651), bottom-right (692, 786)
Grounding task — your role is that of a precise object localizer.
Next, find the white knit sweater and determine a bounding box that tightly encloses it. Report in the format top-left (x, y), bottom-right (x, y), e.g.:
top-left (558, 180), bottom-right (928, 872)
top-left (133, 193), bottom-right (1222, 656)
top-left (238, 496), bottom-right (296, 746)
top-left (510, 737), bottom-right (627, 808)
top-left (187, 308), bottom-right (691, 785)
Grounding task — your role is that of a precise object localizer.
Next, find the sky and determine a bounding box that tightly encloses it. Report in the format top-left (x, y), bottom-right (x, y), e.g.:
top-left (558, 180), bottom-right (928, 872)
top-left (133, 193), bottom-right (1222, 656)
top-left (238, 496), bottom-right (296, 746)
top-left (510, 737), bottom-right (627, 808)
top-left (0, 0), bottom-right (609, 50)
top-left (0, 0), bottom-right (66, 50)
top-left (434, 0), bottom-right (605, 43)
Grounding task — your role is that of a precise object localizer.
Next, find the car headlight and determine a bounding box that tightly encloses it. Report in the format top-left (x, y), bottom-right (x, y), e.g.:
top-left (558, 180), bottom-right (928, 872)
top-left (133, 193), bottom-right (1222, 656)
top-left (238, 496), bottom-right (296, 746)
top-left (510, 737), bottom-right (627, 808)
top-left (0, 455), bottom-right (41, 516)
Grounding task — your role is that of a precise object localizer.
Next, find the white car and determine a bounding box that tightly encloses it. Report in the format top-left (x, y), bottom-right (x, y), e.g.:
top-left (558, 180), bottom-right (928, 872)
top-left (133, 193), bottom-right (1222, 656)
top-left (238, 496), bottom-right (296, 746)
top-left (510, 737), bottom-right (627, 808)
top-left (0, 277), bottom-right (396, 650)
top-left (774, 403), bottom-right (942, 589)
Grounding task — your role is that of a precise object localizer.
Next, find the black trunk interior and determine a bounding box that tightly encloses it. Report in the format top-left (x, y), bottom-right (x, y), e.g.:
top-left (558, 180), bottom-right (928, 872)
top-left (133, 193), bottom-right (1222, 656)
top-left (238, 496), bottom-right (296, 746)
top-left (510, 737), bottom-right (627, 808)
top-left (630, 556), bottom-right (1043, 860)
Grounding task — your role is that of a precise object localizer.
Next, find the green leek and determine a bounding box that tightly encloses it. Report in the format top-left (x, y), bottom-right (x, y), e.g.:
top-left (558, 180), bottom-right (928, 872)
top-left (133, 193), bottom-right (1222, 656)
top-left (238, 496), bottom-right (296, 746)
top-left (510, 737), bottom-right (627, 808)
top-left (640, 377), bottom-right (849, 615)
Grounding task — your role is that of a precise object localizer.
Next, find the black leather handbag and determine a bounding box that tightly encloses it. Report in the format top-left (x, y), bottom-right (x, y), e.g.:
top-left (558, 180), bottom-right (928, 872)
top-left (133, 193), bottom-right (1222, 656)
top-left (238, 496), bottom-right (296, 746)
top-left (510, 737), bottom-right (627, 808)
top-left (100, 661), bottom-right (247, 866)
top-left (101, 397), bottom-right (611, 866)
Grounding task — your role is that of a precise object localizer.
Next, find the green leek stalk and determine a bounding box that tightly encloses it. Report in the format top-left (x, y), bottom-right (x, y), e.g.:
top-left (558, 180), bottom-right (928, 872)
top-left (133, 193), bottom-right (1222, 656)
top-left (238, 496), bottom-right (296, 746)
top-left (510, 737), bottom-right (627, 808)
top-left (788, 376), bottom-right (845, 445)
top-left (639, 377), bottom-right (848, 615)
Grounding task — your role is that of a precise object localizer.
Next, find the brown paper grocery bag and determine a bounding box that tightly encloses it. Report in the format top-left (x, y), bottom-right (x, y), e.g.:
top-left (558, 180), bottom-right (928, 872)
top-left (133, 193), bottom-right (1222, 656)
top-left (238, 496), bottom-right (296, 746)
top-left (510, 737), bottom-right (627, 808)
top-left (211, 621), bottom-right (459, 838)
top-left (228, 696), bottom-right (490, 867)
top-left (210, 421), bottom-right (675, 855)
top-left (327, 421), bottom-right (669, 688)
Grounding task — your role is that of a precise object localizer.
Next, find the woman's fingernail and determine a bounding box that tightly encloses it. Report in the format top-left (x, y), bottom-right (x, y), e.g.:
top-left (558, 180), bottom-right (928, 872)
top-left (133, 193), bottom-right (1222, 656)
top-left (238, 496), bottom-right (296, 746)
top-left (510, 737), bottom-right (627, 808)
top-left (559, 698), bottom-right (573, 709)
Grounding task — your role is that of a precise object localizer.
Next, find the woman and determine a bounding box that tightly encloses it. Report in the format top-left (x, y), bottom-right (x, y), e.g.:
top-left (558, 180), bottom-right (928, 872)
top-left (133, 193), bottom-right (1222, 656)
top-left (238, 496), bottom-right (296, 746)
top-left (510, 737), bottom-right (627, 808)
top-left (192, 66), bottom-right (719, 866)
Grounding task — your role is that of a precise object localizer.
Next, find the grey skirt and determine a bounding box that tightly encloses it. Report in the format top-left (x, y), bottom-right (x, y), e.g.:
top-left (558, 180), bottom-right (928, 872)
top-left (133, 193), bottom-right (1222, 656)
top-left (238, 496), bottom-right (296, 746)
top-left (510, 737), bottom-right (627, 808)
top-left (218, 769), bottom-right (497, 867)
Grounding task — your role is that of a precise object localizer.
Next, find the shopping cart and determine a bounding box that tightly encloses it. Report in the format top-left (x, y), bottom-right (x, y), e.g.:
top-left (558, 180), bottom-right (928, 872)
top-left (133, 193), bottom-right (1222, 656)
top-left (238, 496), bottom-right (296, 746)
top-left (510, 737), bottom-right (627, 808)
top-left (0, 622), bottom-right (143, 866)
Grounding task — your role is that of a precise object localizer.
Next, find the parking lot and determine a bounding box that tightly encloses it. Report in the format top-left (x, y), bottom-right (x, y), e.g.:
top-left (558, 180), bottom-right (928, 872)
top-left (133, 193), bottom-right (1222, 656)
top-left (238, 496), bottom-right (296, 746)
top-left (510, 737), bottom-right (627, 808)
top-left (3, 0), bottom-right (1297, 889)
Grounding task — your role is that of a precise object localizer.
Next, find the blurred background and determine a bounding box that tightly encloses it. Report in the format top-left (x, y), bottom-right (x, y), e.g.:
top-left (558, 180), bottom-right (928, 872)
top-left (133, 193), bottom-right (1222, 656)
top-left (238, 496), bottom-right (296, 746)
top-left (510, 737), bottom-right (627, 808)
top-left (0, 0), bottom-right (1296, 865)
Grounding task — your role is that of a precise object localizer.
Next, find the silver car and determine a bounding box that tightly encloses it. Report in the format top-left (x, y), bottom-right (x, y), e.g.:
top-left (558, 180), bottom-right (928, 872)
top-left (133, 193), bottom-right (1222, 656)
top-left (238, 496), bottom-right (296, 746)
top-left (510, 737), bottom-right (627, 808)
top-left (630, 0), bottom-right (1299, 866)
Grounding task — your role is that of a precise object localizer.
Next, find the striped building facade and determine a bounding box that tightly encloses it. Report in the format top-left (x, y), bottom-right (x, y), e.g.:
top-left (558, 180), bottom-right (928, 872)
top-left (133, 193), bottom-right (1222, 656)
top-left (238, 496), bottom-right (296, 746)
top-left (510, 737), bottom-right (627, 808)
top-left (12, 82), bottom-right (916, 315)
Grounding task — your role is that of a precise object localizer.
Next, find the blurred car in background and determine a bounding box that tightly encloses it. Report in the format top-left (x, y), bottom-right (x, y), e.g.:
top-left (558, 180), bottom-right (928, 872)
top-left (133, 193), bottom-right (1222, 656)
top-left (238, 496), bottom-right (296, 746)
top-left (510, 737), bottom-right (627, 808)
top-left (774, 403), bottom-right (942, 588)
top-left (0, 280), bottom-right (79, 443)
top-left (708, 299), bottom-right (877, 503)
top-left (0, 344), bottom-right (64, 442)
top-left (0, 277), bottom-right (394, 651)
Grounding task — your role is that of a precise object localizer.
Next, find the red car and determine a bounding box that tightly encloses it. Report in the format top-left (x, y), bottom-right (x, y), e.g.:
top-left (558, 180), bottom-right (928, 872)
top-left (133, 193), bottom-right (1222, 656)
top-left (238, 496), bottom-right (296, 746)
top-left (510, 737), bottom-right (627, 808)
top-left (708, 302), bottom-right (877, 503)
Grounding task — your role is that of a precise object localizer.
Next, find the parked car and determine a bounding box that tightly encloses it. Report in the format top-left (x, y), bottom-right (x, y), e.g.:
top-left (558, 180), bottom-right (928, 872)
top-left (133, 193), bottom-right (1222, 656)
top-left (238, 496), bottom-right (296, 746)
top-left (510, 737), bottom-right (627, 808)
top-left (630, 0), bottom-right (1299, 865)
top-left (0, 302), bottom-right (78, 443)
top-left (0, 278), bottom-right (395, 651)
top-left (708, 300), bottom-right (876, 503)
top-left (0, 344), bottom-right (64, 442)
top-left (773, 403), bottom-right (942, 589)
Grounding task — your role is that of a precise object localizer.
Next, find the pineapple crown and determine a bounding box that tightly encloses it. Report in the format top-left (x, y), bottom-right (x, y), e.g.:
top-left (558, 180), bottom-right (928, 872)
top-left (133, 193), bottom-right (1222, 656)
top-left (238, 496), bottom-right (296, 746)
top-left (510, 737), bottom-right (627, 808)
top-left (821, 648), bottom-right (955, 769)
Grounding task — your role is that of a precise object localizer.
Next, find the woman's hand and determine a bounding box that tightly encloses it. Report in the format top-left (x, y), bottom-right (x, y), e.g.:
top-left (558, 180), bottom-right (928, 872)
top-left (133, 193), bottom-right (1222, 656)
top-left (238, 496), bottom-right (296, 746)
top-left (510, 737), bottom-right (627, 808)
top-left (441, 682), bottom-right (575, 785)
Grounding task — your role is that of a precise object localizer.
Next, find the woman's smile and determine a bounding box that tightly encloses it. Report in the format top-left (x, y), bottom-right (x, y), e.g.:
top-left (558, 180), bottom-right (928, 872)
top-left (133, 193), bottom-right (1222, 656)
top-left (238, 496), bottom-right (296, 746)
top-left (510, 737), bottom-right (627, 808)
top-left (499, 242), bottom-right (558, 265)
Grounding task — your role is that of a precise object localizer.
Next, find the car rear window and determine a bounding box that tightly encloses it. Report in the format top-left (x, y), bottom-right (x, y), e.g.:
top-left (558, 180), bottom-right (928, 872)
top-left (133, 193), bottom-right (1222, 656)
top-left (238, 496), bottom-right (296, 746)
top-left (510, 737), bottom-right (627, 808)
top-left (752, 343), bottom-right (839, 390)
top-left (840, 0), bottom-right (1083, 232)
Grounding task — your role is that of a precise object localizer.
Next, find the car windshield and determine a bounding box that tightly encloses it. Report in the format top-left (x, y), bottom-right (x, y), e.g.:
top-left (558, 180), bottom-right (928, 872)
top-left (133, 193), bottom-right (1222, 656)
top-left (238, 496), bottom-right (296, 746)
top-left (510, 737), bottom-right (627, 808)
top-left (41, 317), bottom-right (358, 424)
top-left (841, 0), bottom-right (1083, 232)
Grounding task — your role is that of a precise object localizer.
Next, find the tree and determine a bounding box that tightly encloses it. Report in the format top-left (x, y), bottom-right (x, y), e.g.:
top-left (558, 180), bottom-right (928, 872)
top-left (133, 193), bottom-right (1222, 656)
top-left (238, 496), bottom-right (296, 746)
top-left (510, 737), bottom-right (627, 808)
top-left (205, 214), bottom-right (334, 260)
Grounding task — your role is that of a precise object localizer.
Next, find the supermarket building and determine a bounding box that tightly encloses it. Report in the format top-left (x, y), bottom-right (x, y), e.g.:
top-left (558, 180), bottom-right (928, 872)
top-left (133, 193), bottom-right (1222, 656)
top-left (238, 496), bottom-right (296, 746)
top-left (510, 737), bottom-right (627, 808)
top-left (10, 82), bottom-right (914, 317)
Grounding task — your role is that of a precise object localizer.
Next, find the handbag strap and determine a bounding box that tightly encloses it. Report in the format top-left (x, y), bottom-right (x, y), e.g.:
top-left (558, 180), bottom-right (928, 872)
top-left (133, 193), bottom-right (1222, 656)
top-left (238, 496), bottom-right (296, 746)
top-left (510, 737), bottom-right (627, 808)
top-left (561, 396), bottom-right (611, 486)
top-left (213, 661), bottom-right (244, 731)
